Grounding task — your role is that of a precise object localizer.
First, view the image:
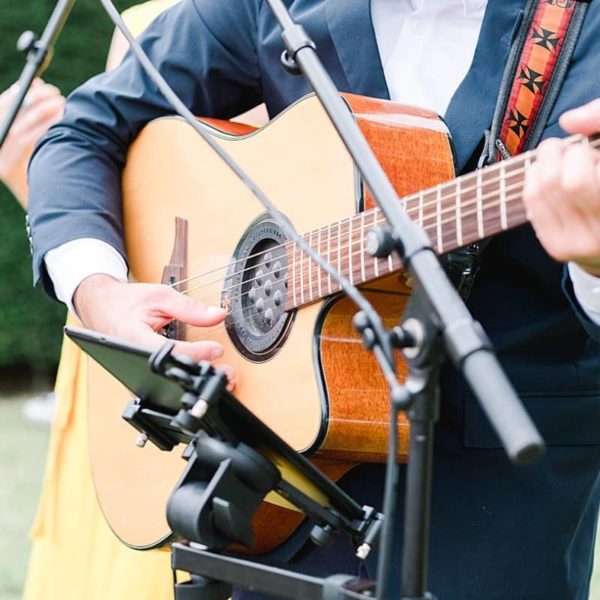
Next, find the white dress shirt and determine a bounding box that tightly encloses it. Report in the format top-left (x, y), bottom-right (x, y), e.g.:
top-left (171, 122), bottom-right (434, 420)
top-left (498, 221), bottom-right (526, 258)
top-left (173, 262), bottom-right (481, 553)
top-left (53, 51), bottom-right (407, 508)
top-left (45, 0), bottom-right (600, 324)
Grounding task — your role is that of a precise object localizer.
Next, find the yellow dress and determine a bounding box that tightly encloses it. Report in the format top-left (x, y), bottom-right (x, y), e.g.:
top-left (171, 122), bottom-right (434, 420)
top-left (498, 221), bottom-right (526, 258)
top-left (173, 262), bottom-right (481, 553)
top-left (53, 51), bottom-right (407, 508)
top-left (23, 3), bottom-right (180, 598)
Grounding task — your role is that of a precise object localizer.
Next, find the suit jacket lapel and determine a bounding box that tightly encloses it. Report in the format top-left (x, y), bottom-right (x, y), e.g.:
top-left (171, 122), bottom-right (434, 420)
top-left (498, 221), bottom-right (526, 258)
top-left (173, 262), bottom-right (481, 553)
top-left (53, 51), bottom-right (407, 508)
top-left (444, 0), bottom-right (528, 172)
top-left (325, 0), bottom-right (389, 99)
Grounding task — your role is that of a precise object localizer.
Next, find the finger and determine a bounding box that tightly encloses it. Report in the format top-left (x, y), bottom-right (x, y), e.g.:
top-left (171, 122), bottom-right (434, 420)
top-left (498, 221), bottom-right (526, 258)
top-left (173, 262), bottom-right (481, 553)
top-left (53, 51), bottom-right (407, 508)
top-left (11, 96), bottom-right (65, 137)
top-left (217, 363), bottom-right (237, 392)
top-left (527, 142), bottom-right (600, 262)
top-left (559, 98), bottom-right (600, 135)
top-left (155, 286), bottom-right (227, 327)
top-left (1, 79), bottom-right (50, 110)
top-left (524, 139), bottom-right (564, 214)
top-left (559, 144), bottom-right (600, 251)
top-left (525, 186), bottom-right (565, 257)
top-left (126, 324), bottom-right (224, 362)
top-left (24, 82), bottom-right (62, 108)
top-left (523, 143), bottom-right (566, 254)
top-left (172, 339), bottom-right (224, 362)
top-left (561, 143), bottom-right (600, 220)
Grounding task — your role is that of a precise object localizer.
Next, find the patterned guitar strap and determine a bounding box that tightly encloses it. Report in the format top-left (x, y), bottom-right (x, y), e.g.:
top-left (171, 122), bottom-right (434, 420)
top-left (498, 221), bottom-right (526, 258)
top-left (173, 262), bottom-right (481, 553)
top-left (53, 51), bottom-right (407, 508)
top-left (443, 0), bottom-right (590, 298)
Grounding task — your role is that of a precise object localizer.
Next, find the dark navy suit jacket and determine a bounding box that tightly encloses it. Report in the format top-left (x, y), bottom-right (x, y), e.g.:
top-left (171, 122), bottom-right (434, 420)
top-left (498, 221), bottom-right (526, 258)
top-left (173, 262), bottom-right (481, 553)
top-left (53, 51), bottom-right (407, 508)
top-left (27, 1), bottom-right (600, 597)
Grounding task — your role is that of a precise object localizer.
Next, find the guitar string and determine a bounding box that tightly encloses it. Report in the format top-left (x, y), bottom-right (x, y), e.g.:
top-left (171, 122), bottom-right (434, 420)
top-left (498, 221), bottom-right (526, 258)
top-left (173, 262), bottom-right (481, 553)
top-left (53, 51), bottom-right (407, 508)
top-left (183, 196), bottom-right (520, 342)
top-left (167, 133), bottom-right (591, 291)
top-left (168, 148), bottom-right (534, 291)
top-left (180, 187), bottom-right (529, 343)
top-left (177, 175), bottom-right (528, 303)
top-left (180, 166), bottom-right (525, 297)
top-left (167, 133), bottom-right (596, 293)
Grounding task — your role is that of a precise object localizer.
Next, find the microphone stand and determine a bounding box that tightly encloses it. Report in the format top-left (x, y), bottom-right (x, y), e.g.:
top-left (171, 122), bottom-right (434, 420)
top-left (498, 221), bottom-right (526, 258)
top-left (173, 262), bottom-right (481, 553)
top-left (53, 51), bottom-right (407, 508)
top-left (264, 2), bottom-right (546, 599)
top-left (0, 0), bottom-right (76, 148)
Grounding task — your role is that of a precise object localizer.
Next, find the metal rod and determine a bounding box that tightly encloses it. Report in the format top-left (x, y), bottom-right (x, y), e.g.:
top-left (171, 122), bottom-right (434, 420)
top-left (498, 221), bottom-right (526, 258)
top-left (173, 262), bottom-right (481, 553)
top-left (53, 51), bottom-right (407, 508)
top-left (0, 0), bottom-right (76, 148)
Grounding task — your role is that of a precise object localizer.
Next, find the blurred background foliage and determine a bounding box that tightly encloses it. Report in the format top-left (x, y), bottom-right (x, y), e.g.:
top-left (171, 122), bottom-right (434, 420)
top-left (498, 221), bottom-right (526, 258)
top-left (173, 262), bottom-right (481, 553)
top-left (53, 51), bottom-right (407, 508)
top-left (0, 0), bottom-right (136, 382)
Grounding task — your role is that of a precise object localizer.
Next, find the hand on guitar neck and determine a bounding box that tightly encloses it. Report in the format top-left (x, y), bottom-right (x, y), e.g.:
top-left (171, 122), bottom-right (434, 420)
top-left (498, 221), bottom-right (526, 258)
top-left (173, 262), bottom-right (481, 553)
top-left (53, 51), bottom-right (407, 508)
top-left (73, 273), bottom-right (237, 390)
top-left (524, 99), bottom-right (600, 278)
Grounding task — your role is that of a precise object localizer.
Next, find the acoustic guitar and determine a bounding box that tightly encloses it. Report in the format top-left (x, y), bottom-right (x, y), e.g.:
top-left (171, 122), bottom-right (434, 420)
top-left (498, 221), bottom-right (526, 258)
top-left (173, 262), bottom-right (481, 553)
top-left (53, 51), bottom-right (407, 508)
top-left (86, 93), bottom-right (575, 553)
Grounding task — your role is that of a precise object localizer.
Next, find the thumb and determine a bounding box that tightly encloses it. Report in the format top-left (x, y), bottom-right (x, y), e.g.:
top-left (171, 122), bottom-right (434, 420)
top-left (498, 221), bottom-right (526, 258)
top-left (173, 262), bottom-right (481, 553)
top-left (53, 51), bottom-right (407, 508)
top-left (559, 98), bottom-right (600, 136)
top-left (157, 287), bottom-right (227, 327)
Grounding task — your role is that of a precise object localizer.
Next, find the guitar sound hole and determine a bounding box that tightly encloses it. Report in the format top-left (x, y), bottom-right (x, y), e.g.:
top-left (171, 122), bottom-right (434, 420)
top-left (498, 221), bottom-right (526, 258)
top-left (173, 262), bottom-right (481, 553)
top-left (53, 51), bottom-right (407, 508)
top-left (223, 216), bottom-right (295, 362)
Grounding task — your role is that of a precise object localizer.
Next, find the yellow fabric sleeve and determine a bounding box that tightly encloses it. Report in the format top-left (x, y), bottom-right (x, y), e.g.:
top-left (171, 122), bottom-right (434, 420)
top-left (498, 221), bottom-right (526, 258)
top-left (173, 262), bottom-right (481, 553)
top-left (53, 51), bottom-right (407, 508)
top-left (23, 3), bottom-right (182, 599)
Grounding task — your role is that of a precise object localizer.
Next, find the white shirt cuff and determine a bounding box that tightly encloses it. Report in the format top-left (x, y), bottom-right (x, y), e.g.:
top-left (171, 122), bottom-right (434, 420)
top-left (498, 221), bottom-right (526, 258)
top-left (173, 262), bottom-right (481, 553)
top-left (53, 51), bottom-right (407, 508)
top-left (45, 239), bottom-right (128, 313)
top-left (568, 262), bottom-right (600, 327)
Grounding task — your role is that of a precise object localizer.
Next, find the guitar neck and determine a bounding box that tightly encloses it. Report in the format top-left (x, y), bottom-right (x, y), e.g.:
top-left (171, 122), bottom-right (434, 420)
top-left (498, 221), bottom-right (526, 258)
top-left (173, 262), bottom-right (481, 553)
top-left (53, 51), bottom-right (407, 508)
top-left (284, 133), bottom-right (597, 311)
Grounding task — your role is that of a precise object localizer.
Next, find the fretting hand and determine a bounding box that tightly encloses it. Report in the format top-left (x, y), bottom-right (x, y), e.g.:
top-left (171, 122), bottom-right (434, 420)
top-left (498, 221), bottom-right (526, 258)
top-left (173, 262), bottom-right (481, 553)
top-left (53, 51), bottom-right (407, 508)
top-left (523, 99), bottom-right (600, 277)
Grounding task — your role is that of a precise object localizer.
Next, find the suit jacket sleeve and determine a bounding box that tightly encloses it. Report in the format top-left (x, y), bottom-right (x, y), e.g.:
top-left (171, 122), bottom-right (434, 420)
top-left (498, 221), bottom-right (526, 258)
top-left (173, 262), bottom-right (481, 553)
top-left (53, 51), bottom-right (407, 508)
top-left (27, 0), bottom-right (263, 297)
top-left (563, 267), bottom-right (600, 343)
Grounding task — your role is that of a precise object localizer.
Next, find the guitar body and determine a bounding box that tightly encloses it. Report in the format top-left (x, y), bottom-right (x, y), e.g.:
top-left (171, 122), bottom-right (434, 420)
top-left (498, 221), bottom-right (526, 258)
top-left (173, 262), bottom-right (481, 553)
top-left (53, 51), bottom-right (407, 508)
top-left (87, 94), bottom-right (456, 551)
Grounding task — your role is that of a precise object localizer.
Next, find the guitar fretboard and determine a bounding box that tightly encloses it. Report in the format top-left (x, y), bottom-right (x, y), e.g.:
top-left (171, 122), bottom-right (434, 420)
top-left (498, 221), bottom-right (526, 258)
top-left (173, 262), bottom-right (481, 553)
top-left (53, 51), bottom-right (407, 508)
top-left (283, 133), bottom-right (597, 310)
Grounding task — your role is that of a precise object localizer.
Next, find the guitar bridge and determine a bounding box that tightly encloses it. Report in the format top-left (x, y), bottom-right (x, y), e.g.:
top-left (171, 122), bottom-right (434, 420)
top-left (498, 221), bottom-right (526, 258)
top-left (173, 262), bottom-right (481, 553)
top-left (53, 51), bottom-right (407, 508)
top-left (161, 217), bottom-right (189, 341)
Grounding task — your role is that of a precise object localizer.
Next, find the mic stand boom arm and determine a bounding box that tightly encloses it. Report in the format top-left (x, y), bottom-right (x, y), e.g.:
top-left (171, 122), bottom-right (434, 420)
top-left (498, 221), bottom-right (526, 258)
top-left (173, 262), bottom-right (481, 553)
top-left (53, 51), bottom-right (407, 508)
top-left (0, 0), bottom-right (77, 148)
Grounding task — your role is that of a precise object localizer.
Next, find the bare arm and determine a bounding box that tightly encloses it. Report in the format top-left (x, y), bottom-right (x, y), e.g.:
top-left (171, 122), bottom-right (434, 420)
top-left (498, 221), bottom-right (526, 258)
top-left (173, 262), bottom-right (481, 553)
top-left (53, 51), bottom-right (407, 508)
top-left (0, 80), bottom-right (64, 207)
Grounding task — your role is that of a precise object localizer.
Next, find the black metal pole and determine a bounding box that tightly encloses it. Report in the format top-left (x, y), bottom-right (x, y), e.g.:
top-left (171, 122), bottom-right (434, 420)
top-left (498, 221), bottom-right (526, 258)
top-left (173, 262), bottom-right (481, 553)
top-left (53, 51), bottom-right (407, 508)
top-left (399, 363), bottom-right (439, 599)
top-left (263, 2), bottom-right (545, 599)
top-left (0, 0), bottom-right (76, 148)
top-left (264, 0), bottom-right (543, 467)
top-left (171, 543), bottom-right (373, 600)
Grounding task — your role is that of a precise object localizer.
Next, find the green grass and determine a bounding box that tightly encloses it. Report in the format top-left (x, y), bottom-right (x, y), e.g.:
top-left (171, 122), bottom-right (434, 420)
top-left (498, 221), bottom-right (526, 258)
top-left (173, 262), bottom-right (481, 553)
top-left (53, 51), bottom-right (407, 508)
top-left (0, 396), bottom-right (49, 600)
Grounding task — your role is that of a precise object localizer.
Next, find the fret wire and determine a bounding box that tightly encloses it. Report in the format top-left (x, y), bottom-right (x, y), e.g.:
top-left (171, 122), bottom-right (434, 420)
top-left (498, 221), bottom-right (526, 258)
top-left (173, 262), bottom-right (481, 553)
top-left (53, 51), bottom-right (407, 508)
top-left (309, 231), bottom-right (314, 301)
top-left (373, 209), bottom-right (379, 278)
top-left (360, 211), bottom-right (366, 282)
top-left (418, 189), bottom-right (424, 226)
top-left (436, 185), bottom-right (443, 253)
top-left (476, 169), bottom-right (484, 239)
top-left (411, 168), bottom-right (524, 231)
top-left (292, 242), bottom-right (297, 307)
top-left (455, 178), bottom-right (463, 247)
top-left (338, 220), bottom-right (343, 284)
top-left (317, 227), bottom-right (322, 298)
top-left (348, 218), bottom-right (354, 284)
top-left (299, 237), bottom-right (305, 305)
top-left (500, 161), bottom-right (508, 230)
top-left (327, 223), bottom-right (332, 294)
top-left (387, 226), bottom-right (393, 272)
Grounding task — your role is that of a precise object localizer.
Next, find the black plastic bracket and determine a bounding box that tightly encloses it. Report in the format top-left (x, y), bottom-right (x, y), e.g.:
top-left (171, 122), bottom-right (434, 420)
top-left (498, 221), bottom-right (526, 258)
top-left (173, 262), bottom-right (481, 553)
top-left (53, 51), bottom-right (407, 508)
top-left (167, 434), bottom-right (280, 549)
